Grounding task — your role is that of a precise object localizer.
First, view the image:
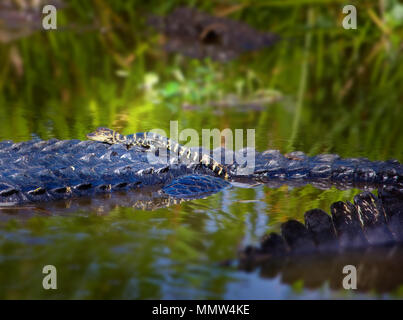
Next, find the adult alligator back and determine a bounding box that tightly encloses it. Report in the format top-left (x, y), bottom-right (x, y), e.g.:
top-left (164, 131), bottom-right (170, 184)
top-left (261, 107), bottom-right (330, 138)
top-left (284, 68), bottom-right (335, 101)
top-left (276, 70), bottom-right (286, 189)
top-left (0, 138), bottom-right (193, 204)
top-left (0, 132), bottom-right (402, 204)
top-left (245, 149), bottom-right (402, 187)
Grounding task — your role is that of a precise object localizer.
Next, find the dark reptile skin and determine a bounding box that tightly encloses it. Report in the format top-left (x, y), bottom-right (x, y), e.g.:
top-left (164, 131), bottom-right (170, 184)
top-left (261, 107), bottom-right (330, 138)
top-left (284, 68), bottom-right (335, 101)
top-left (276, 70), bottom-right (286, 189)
top-left (0, 138), bottom-right (402, 204)
top-left (237, 187), bottom-right (403, 293)
top-left (240, 186), bottom-right (403, 262)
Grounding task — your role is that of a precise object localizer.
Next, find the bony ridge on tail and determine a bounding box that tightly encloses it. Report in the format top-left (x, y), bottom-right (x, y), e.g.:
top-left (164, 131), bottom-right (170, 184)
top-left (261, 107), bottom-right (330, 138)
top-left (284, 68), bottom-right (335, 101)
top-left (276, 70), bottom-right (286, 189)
top-left (87, 127), bottom-right (230, 180)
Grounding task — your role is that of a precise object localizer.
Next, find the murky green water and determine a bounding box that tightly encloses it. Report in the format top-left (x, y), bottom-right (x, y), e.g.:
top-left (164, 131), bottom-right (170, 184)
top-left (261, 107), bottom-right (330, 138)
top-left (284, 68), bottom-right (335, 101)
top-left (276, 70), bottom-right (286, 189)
top-left (1, 1), bottom-right (402, 299)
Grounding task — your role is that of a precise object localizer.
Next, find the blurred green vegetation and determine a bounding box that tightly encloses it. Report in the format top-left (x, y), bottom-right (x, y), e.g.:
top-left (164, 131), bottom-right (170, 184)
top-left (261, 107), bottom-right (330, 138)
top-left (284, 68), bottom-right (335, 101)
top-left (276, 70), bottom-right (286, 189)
top-left (0, 0), bottom-right (402, 160)
top-left (0, 0), bottom-right (402, 299)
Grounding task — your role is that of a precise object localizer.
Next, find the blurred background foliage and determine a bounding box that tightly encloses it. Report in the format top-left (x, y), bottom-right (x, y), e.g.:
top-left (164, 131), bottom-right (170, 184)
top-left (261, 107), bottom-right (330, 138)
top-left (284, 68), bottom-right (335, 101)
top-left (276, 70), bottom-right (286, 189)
top-left (0, 0), bottom-right (402, 160)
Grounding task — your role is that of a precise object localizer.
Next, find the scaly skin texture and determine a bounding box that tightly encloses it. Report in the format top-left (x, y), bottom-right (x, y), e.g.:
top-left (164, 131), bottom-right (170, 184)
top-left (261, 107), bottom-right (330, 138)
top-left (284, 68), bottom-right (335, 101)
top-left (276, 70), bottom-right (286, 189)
top-left (87, 127), bottom-right (403, 185)
top-left (235, 186), bottom-right (403, 293)
top-left (239, 186), bottom-right (403, 264)
top-left (87, 127), bottom-right (230, 179)
top-left (0, 127), bottom-right (401, 204)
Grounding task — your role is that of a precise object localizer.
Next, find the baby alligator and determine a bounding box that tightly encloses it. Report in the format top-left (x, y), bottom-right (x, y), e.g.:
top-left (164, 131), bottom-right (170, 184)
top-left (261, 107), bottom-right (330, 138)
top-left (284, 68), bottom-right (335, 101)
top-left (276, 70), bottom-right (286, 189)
top-left (0, 128), bottom-right (401, 204)
top-left (87, 127), bottom-right (230, 179)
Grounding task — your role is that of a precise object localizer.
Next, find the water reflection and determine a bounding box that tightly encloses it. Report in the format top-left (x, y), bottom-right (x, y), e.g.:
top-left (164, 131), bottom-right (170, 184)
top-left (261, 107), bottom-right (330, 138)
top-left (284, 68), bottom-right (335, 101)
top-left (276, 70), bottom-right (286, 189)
top-left (1, 182), bottom-right (402, 298)
top-left (239, 246), bottom-right (403, 295)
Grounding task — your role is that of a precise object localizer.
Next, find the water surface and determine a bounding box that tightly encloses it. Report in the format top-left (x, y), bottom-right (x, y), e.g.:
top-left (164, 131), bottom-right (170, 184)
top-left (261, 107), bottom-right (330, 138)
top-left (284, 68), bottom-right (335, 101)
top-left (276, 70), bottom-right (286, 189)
top-left (0, 1), bottom-right (402, 299)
